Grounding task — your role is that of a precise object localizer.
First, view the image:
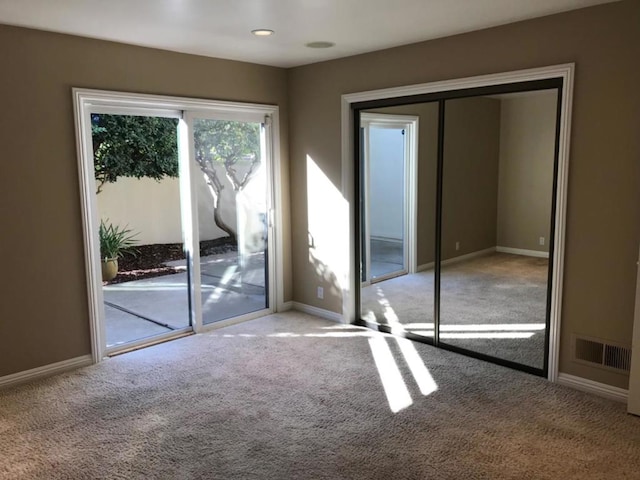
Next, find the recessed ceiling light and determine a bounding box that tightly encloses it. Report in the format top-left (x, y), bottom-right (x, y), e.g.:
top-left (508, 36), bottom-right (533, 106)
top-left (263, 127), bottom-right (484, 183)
top-left (252, 29), bottom-right (275, 36)
top-left (306, 41), bottom-right (335, 49)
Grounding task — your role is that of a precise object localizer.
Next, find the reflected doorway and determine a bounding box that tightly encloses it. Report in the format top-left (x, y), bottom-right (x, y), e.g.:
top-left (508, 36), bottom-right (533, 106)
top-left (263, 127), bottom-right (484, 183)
top-left (360, 113), bottom-right (418, 285)
top-left (360, 104), bottom-right (438, 342)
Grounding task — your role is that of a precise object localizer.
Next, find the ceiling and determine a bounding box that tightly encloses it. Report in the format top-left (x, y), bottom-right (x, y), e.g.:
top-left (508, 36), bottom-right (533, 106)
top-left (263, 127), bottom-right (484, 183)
top-left (0, 0), bottom-right (618, 68)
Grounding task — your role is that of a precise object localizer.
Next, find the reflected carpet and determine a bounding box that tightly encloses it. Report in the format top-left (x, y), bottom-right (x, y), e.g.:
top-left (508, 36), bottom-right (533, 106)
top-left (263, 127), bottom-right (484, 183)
top-left (362, 252), bottom-right (548, 369)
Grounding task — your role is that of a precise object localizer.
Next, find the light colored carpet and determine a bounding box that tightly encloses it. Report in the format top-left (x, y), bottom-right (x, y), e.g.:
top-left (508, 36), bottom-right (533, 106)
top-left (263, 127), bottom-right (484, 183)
top-left (1, 312), bottom-right (638, 479)
top-left (362, 252), bottom-right (548, 369)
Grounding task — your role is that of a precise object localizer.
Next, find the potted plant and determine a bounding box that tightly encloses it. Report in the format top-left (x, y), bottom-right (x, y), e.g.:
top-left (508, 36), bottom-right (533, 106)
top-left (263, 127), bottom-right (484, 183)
top-left (99, 219), bottom-right (139, 282)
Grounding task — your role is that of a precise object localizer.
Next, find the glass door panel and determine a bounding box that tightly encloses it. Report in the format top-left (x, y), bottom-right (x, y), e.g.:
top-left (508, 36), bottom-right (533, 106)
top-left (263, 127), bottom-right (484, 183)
top-left (439, 91), bottom-right (557, 371)
top-left (92, 113), bottom-right (191, 350)
top-left (368, 125), bottom-right (406, 281)
top-left (193, 118), bottom-right (269, 324)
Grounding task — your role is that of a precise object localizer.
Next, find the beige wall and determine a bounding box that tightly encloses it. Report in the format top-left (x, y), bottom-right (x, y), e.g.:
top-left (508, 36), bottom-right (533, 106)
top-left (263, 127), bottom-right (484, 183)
top-left (288, 0), bottom-right (640, 388)
top-left (0, 25), bottom-right (290, 377)
top-left (497, 91), bottom-right (557, 253)
top-left (442, 97), bottom-right (501, 259)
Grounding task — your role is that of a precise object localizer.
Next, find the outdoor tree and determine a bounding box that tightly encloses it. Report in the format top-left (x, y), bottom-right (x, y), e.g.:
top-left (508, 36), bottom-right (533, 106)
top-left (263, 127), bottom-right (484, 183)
top-left (193, 120), bottom-right (262, 242)
top-left (92, 114), bottom-right (179, 194)
top-left (92, 114), bottom-right (262, 242)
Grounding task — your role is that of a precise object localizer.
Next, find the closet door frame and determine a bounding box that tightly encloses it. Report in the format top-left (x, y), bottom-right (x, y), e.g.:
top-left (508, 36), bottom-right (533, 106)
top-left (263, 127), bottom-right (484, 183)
top-left (341, 64), bottom-right (575, 382)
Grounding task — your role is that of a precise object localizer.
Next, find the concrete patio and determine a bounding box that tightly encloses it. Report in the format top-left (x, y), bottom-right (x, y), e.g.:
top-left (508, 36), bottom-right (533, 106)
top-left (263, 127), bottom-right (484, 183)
top-left (103, 251), bottom-right (267, 348)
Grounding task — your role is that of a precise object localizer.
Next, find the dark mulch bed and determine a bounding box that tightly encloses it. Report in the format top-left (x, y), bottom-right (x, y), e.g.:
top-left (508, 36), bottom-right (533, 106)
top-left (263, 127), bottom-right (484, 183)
top-left (107, 237), bottom-right (236, 285)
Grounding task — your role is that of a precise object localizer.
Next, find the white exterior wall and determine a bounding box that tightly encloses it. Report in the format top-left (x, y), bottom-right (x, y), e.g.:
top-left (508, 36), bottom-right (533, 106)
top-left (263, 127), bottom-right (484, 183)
top-left (369, 127), bottom-right (405, 241)
top-left (96, 171), bottom-right (233, 245)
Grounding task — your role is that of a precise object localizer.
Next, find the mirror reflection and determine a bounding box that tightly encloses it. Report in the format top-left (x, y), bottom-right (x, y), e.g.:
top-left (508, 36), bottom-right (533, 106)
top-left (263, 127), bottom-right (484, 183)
top-left (359, 102), bottom-right (439, 341)
top-left (440, 90), bottom-right (557, 370)
top-left (358, 88), bottom-right (559, 373)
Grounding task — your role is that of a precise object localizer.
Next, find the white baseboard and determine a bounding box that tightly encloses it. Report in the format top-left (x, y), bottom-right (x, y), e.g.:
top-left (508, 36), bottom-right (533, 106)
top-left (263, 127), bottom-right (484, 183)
top-left (0, 355), bottom-right (93, 390)
top-left (291, 301), bottom-right (344, 323)
top-left (417, 248), bottom-right (496, 272)
top-left (496, 246), bottom-right (549, 258)
top-left (419, 247), bottom-right (547, 271)
top-left (557, 372), bottom-right (628, 403)
top-left (442, 247), bottom-right (496, 267)
top-left (417, 261), bottom-right (434, 272)
top-left (280, 300), bottom-right (294, 312)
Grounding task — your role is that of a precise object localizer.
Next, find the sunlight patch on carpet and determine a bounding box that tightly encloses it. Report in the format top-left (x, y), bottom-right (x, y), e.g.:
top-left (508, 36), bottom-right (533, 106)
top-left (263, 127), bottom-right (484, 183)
top-left (394, 337), bottom-right (438, 396)
top-left (368, 336), bottom-right (413, 413)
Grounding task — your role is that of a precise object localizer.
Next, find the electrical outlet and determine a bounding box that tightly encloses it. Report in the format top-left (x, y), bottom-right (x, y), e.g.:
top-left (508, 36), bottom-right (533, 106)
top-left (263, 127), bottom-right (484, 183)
top-left (539, 237), bottom-right (545, 246)
top-left (455, 241), bottom-right (460, 251)
top-left (317, 286), bottom-right (324, 300)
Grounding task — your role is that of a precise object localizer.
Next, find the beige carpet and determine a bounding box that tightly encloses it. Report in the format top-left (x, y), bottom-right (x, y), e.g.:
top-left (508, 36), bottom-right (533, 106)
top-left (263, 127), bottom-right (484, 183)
top-left (362, 252), bottom-right (548, 369)
top-left (1, 312), bottom-right (638, 479)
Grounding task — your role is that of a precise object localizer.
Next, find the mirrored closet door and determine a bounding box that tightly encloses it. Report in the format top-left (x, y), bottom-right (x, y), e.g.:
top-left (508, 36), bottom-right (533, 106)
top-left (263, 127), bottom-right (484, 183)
top-left (355, 80), bottom-right (562, 376)
top-left (358, 102), bottom-right (438, 344)
top-left (439, 90), bottom-right (558, 372)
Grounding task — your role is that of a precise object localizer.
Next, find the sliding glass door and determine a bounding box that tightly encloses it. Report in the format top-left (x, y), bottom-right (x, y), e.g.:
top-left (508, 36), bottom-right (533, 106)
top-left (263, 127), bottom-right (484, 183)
top-left (192, 116), bottom-right (270, 324)
top-left (90, 111), bottom-right (192, 352)
top-left (74, 90), bottom-right (279, 358)
top-left (361, 120), bottom-right (408, 283)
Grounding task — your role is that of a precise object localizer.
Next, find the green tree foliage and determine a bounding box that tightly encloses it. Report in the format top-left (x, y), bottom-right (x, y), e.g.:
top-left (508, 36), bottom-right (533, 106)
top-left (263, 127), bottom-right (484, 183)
top-left (92, 114), bottom-right (262, 240)
top-left (194, 120), bottom-right (262, 240)
top-left (92, 114), bottom-right (179, 194)
top-left (194, 120), bottom-right (260, 189)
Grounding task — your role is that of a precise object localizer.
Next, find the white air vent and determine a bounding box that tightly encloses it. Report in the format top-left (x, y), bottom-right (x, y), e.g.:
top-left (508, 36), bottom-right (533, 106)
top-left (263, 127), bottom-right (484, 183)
top-left (572, 334), bottom-right (632, 373)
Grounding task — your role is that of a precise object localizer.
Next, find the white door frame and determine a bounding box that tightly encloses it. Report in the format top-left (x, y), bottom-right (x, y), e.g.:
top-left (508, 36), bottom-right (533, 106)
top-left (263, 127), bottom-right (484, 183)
top-left (183, 110), bottom-right (277, 333)
top-left (341, 64), bottom-right (575, 383)
top-left (628, 243), bottom-right (640, 414)
top-left (360, 113), bottom-right (418, 284)
top-left (73, 88), bottom-right (284, 363)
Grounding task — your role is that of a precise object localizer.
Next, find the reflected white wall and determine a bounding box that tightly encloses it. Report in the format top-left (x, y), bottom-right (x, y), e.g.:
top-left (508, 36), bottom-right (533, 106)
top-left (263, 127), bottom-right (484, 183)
top-left (369, 127), bottom-right (405, 241)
